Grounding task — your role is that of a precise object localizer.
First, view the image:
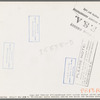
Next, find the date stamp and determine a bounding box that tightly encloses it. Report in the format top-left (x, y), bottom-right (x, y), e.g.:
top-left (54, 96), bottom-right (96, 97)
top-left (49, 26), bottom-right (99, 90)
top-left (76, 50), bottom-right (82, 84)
top-left (70, 7), bottom-right (100, 36)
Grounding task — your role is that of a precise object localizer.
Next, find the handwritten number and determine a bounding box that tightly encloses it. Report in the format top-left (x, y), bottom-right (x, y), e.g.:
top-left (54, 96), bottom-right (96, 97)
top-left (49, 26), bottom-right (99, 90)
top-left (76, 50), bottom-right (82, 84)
top-left (91, 25), bottom-right (97, 32)
top-left (83, 21), bottom-right (89, 28)
top-left (75, 16), bottom-right (82, 23)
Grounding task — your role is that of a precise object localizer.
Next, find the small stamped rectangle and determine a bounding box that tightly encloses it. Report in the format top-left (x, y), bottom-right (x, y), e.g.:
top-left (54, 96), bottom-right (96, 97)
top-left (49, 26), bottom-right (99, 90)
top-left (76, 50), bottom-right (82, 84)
top-left (3, 42), bottom-right (15, 69)
top-left (28, 15), bottom-right (40, 42)
top-left (75, 39), bottom-right (98, 87)
top-left (63, 57), bottom-right (76, 85)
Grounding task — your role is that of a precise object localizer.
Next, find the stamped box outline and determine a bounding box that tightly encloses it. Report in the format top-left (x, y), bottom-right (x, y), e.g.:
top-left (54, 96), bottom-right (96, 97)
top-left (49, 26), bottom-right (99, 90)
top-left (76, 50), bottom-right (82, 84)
top-left (28, 15), bottom-right (40, 42)
top-left (63, 57), bottom-right (76, 85)
top-left (2, 42), bottom-right (15, 69)
top-left (75, 40), bottom-right (98, 87)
